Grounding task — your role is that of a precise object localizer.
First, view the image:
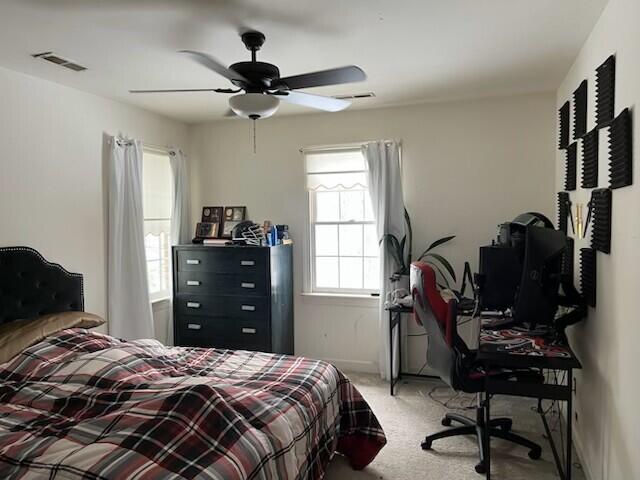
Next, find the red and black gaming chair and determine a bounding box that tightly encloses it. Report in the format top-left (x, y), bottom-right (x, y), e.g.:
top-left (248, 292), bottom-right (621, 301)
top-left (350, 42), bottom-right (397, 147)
top-left (410, 261), bottom-right (542, 475)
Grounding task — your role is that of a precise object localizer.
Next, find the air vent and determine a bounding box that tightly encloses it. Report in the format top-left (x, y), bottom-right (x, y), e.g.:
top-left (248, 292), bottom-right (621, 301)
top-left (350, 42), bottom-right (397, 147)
top-left (333, 92), bottom-right (376, 100)
top-left (31, 52), bottom-right (87, 72)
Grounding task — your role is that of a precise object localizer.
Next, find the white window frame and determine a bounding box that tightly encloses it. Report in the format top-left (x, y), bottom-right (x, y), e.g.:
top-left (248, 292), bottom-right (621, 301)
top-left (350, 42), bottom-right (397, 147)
top-left (142, 148), bottom-right (173, 303)
top-left (304, 145), bottom-right (379, 296)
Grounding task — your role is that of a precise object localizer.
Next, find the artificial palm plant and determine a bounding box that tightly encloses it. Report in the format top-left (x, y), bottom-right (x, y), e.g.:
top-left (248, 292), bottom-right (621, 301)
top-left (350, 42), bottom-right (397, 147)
top-left (383, 210), bottom-right (456, 288)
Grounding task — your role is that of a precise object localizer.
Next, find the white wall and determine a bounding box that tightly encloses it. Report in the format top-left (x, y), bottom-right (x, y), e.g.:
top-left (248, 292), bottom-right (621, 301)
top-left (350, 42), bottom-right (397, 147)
top-left (189, 92), bottom-right (556, 373)
top-left (0, 66), bottom-right (189, 336)
top-left (556, 0), bottom-right (640, 478)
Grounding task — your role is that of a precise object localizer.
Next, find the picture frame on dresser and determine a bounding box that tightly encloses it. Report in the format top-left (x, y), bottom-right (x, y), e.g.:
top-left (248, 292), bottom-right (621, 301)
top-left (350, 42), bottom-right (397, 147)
top-left (195, 222), bottom-right (218, 239)
top-left (201, 206), bottom-right (223, 237)
top-left (221, 206), bottom-right (247, 238)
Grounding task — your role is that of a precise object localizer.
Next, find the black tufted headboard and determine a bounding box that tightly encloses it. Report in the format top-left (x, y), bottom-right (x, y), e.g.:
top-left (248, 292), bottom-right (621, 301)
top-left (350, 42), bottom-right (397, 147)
top-left (0, 247), bottom-right (84, 325)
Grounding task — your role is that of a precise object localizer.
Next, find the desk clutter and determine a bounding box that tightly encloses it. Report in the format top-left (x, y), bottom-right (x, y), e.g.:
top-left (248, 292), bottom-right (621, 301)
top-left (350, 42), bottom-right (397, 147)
top-left (193, 205), bottom-right (291, 247)
top-left (479, 325), bottom-right (575, 359)
top-left (475, 212), bottom-right (586, 341)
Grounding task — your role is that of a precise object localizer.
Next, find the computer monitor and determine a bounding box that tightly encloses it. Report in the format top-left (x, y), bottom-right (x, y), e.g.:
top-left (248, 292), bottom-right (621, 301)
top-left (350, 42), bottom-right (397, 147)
top-left (512, 226), bottom-right (567, 327)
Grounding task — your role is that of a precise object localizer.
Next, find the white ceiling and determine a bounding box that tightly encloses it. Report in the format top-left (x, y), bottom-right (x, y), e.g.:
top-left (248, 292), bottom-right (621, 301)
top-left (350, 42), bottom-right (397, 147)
top-left (0, 0), bottom-right (608, 124)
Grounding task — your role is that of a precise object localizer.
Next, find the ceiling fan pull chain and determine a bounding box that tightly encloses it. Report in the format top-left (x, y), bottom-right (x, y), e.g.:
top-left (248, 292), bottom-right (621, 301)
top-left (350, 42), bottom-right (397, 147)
top-left (252, 118), bottom-right (257, 154)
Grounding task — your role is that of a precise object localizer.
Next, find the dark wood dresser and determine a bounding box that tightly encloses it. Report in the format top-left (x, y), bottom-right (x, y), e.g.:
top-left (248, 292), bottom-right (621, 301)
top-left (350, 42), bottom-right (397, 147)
top-left (172, 244), bottom-right (293, 354)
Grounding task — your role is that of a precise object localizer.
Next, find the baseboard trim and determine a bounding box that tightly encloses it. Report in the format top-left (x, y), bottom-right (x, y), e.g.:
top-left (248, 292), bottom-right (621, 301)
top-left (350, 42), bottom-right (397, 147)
top-left (572, 427), bottom-right (594, 480)
top-left (317, 357), bottom-right (378, 374)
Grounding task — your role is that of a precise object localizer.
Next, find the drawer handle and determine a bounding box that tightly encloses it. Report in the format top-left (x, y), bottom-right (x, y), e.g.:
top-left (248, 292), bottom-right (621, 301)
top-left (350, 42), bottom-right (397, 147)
top-left (241, 305), bottom-right (256, 311)
top-left (186, 259), bottom-right (200, 265)
top-left (241, 282), bottom-right (255, 289)
top-left (242, 328), bottom-right (257, 334)
top-left (186, 302), bottom-right (201, 309)
top-left (187, 323), bottom-right (202, 330)
top-left (186, 280), bottom-right (201, 286)
top-left (240, 260), bottom-right (255, 266)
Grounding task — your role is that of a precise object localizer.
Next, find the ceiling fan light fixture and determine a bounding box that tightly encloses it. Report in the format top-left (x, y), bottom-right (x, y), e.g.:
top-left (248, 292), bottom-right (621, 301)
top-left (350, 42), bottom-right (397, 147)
top-left (229, 93), bottom-right (279, 119)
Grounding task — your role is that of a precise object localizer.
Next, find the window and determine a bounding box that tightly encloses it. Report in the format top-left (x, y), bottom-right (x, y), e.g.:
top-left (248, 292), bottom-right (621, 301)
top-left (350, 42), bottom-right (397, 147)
top-left (142, 150), bottom-right (173, 301)
top-left (305, 147), bottom-right (379, 294)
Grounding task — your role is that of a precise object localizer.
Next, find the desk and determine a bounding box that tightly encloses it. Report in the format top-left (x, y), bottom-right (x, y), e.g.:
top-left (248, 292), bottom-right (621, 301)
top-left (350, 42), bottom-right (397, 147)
top-left (387, 305), bottom-right (435, 395)
top-left (477, 324), bottom-right (581, 480)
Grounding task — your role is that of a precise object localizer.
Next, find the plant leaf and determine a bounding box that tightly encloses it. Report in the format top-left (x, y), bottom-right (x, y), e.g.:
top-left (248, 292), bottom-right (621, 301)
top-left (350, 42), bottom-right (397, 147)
top-left (424, 235), bottom-right (456, 254)
top-left (416, 235), bottom-right (455, 259)
top-left (383, 234), bottom-right (403, 270)
top-left (429, 263), bottom-right (451, 289)
top-left (399, 236), bottom-right (407, 268)
top-left (404, 209), bottom-right (413, 267)
top-left (421, 252), bottom-right (457, 283)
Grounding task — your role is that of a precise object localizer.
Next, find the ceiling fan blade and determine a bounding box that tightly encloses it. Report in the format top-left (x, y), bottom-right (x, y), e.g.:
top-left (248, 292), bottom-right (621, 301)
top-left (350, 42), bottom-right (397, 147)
top-left (275, 65), bottom-right (366, 90)
top-left (273, 91), bottom-right (350, 112)
top-left (129, 88), bottom-right (238, 93)
top-left (179, 50), bottom-right (248, 83)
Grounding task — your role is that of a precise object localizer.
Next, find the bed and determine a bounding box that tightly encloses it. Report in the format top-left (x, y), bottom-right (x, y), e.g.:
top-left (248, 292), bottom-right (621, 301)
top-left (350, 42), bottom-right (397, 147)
top-left (0, 247), bottom-right (386, 479)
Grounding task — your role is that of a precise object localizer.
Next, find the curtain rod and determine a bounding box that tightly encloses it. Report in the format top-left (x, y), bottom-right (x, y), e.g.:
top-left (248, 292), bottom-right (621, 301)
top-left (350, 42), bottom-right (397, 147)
top-left (110, 135), bottom-right (175, 152)
top-left (143, 142), bottom-right (175, 153)
top-left (299, 139), bottom-right (401, 154)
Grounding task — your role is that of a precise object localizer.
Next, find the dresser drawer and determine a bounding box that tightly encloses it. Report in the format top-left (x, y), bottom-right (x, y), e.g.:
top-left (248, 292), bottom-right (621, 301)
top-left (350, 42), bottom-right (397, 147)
top-left (176, 248), bottom-right (267, 274)
top-left (176, 315), bottom-right (270, 351)
top-left (177, 333), bottom-right (269, 352)
top-left (176, 294), bottom-right (269, 319)
top-left (176, 271), bottom-right (268, 296)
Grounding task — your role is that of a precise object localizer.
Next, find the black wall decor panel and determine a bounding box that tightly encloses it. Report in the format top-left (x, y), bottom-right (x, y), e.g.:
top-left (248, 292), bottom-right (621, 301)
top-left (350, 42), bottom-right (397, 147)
top-left (558, 101), bottom-right (570, 149)
top-left (581, 128), bottom-right (599, 188)
top-left (573, 80), bottom-right (588, 140)
top-left (562, 236), bottom-right (575, 278)
top-left (580, 248), bottom-right (597, 308)
top-left (565, 142), bottom-right (577, 191)
top-left (557, 191), bottom-right (571, 234)
top-left (596, 55), bottom-right (616, 128)
top-left (608, 108), bottom-right (633, 189)
top-left (590, 188), bottom-right (612, 254)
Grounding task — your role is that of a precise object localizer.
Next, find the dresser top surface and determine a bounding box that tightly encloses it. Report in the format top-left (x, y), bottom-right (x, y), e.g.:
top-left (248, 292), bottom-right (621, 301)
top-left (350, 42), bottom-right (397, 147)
top-left (174, 244), bottom-right (291, 250)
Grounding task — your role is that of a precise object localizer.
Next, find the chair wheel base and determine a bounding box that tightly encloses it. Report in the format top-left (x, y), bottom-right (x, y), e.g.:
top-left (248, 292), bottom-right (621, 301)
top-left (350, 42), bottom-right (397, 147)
top-left (421, 439), bottom-right (432, 450)
top-left (528, 447), bottom-right (542, 460)
top-left (475, 462), bottom-right (486, 474)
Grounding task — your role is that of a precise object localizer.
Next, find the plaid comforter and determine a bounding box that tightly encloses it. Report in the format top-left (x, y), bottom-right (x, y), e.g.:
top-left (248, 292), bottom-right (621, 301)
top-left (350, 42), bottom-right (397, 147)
top-left (0, 329), bottom-right (385, 479)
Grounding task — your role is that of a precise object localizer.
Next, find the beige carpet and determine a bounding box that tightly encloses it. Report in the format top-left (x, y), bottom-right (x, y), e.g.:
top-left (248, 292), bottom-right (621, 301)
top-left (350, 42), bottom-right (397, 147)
top-left (325, 373), bottom-right (585, 480)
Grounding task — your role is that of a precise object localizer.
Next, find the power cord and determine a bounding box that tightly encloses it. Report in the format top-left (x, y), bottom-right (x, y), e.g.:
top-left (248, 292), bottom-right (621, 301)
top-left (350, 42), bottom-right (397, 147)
top-left (426, 385), bottom-right (477, 411)
top-left (416, 360), bottom-right (428, 375)
top-left (536, 369), bottom-right (568, 467)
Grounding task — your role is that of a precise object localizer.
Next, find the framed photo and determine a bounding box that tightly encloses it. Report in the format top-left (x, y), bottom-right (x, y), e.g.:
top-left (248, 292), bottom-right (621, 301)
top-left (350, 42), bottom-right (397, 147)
top-left (221, 206), bottom-right (247, 238)
top-left (195, 222), bottom-right (218, 239)
top-left (201, 206), bottom-right (223, 238)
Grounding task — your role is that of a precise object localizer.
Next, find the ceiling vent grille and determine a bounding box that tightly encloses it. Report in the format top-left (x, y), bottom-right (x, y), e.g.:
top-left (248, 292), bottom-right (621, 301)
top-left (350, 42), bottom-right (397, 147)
top-left (31, 52), bottom-right (87, 72)
top-left (333, 92), bottom-right (376, 100)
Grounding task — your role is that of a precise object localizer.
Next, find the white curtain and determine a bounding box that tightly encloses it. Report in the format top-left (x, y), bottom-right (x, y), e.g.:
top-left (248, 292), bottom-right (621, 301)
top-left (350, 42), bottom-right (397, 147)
top-left (362, 140), bottom-right (406, 380)
top-left (170, 149), bottom-right (191, 246)
top-left (108, 136), bottom-right (155, 340)
top-left (167, 148), bottom-right (191, 345)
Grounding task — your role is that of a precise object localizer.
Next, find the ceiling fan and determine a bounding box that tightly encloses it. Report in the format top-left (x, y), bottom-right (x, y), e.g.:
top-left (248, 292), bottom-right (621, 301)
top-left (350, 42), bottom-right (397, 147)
top-left (130, 30), bottom-right (367, 119)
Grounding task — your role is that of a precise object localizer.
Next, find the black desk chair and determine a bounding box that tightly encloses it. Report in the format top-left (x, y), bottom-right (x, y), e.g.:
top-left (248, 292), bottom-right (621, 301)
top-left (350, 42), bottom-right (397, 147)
top-left (410, 262), bottom-right (542, 474)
